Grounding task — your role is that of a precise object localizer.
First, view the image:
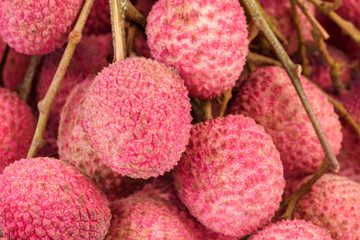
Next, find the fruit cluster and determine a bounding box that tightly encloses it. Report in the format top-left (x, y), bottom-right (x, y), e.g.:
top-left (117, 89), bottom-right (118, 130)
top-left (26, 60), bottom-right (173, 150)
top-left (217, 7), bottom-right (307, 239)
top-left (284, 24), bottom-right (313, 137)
top-left (0, 0), bottom-right (360, 239)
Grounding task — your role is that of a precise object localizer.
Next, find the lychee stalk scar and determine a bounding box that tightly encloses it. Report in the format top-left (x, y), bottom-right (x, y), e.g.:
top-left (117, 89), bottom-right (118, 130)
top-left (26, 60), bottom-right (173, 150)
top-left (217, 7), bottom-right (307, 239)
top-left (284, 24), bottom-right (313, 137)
top-left (27, 0), bottom-right (95, 158)
top-left (241, 0), bottom-right (340, 171)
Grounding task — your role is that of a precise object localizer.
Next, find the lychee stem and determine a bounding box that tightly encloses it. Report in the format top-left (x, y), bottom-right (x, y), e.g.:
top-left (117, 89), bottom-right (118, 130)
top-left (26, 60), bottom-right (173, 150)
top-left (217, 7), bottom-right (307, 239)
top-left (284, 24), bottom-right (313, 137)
top-left (17, 55), bottom-right (42, 101)
top-left (110, 0), bottom-right (127, 61)
top-left (309, 0), bottom-right (360, 43)
top-left (27, 0), bottom-right (95, 158)
top-left (279, 159), bottom-right (330, 220)
top-left (218, 89), bottom-right (232, 117)
top-left (247, 21), bottom-right (259, 43)
top-left (247, 52), bottom-right (283, 67)
top-left (0, 44), bottom-right (9, 87)
top-left (290, 0), bottom-right (311, 78)
top-left (124, 0), bottom-right (146, 29)
top-left (241, 0), bottom-right (340, 171)
top-left (200, 99), bottom-right (212, 120)
top-left (126, 23), bottom-right (138, 57)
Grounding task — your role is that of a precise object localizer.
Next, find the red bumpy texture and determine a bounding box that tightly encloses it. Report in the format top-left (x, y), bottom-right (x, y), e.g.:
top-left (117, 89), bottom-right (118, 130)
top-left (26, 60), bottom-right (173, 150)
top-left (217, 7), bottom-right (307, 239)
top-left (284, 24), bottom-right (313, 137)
top-left (58, 77), bottom-right (146, 200)
top-left (248, 220), bottom-right (332, 240)
top-left (0, 0), bottom-right (83, 55)
top-left (229, 66), bottom-right (342, 178)
top-left (173, 114), bottom-right (285, 238)
top-left (293, 174), bottom-right (360, 239)
top-left (0, 88), bottom-right (35, 173)
top-left (0, 157), bottom-right (112, 239)
top-left (146, 0), bottom-right (249, 99)
top-left (82, 57), bottom-right (192, 179)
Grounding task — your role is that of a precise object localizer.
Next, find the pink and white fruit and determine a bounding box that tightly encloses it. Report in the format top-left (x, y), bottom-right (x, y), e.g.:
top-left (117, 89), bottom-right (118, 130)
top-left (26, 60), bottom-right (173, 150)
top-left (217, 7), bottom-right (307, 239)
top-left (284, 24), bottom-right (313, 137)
top-left (0, 0), bottom-right (83, 54)
top-left (82, 57), bottom-right (192, 179)
top-left (173, 114), bottom-right (285, 238)
top-left (58, 77), bottom-right (145, 200)
top-left (258, 0), bottom-right (315, 55)
top-left (229, 66), bottom-right (342, 178)
top-left (105, 192), bottom-right (202, 239)
top-left (146, 0), bottom-right (249, 99)
top-left (248, 220), bottom-right (332, 240)
top-left (0, 157), bottom-right (111, 239)
top-left (0, 88), bottom-right (35, 173)
top-left (293, 174), bottom-right (360, 239)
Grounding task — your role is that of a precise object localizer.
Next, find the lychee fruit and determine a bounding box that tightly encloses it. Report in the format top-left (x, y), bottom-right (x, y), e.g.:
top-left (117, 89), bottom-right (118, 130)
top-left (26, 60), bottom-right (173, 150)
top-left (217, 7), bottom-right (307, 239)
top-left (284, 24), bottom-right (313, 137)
top-left (36, 36), bottom-right (108, 156)
top-left (146, 0), bottom-right (249, 99)
top-left (58, 76), bottom-right (146, 200)
top-left (83, 0), bottom-right (111, 35)
top-left (0, 157), bottom-right (111, 239)
top-left (258, 0), bottom-right (315, 55)
top-left (0, 88), bottom-right (35, 173)
top-left (173, 114), bottom-right (285, 238)
top-left (292, 174), bottom-right (360, 239)
top-left (82, 57), bottom-right (192, 179)
top-left (0, 0), bottom-right (83, 54)
top-left (229, 66), bottom-right (342, 178)
top-left (105, 191), bottom-right (202, 239)
top-left (248, 220), bottom-right (332, 239)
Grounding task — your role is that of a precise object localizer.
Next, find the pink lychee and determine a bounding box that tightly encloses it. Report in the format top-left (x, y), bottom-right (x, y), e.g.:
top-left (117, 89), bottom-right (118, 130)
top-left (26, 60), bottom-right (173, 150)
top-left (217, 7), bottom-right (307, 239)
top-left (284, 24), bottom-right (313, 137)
top-left (248, 220), bottom-right (332, 239)
top-left (36, 36), bottom-right (108, 156)
top-left (258, 0), bottom-right (315, 55)
top-left (229, 66), bottom-right (342, 178)
top-left (173, 114), bottom-right (285, 238)
top-left (0, 157), bottom-right (111, 239)
top-left (58, 76), bottom-right (146, 200)
top-left (83, 0), bottom-right (111, 35)
top-left (0, 0), bottom-right (83, 54)
top-left (82, 57), bottom-right (192, 179)
top-left (292, 174), bottom-right (360, 239)
top-left (0, 88), bottom-right (35, 173)
top-left (146, 0), bottom-right (249, 99)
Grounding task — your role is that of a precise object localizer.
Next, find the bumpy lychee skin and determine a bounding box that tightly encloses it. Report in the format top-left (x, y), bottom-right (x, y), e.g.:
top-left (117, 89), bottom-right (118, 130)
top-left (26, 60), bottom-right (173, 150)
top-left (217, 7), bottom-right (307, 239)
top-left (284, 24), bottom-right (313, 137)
top-left (0, 157), bottom-right (111, 239)
top-left (146, 0), bottom-right (249, 99)
top-left (173, 114), bottom-right (285, 237)
top-left (82, 57), bottom-right (192, 179)
top-left (0, 88), bottom-right (35, 173)
top-left (248, 220), bottom-right (332, 240)
top-left (58, 77), bottom-right (146, 200)
top-left (229, 66), bottom-right (342, 178)
top-left (258, 0), bottom-right (315, 55)
top-left (292, 174), bottom-right (360, 239)
top-left (36, 36), bottom-right (108, 156)
top-left (105, 193), bottom-right (201, 239)
top-left (83, 0), bottom-right (111, 35)
top-left (0, 0), bottom-right (83, 55)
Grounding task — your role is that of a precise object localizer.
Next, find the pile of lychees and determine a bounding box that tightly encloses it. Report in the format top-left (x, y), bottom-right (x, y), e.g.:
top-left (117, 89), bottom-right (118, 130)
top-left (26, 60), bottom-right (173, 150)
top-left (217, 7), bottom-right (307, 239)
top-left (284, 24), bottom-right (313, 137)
top-left (1, 0), bottom-right (360, 239)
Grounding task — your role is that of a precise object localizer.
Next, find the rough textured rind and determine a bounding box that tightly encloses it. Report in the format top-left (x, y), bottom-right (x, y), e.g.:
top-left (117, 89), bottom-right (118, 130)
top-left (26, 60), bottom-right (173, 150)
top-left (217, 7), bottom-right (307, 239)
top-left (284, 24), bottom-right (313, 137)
top-left (0, 157), bottom-right (112, 239)
top-left (83, 0), bottom-right (111, 35)
top-left (248, 220), bottom-right (332, 240)
top-left (0, 0), bottom-right (83, 54)
top-left (105, 193), bottom-right (201, 239)
top-left (58, 77), bottom-right (146, 200)
top-left (173, 115), bottom-right (285, 237)
top-left (293, 174), bottom-right (360, 240)
top-left (258, 0), bottom-right (315, 55)
top-left (0, 88), bottom-right (35, 173)
top-left (229, 66), bottom-right (342, 178)
top-left (146, 0), bottom-right (249, 99)
top-left (82, 57), bottom-right (192, 179)
top-left (36, 37), bottom-right (108, 156)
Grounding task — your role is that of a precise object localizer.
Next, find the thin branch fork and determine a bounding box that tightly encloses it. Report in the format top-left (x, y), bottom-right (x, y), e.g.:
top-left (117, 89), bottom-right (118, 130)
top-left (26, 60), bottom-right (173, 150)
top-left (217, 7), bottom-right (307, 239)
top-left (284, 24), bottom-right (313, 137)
top-left (241, 0), bottom-right (339, 171)
top-left (17, 55), bottom-right (42, 101)
top-left (27, 0), bottom-right (95, 158)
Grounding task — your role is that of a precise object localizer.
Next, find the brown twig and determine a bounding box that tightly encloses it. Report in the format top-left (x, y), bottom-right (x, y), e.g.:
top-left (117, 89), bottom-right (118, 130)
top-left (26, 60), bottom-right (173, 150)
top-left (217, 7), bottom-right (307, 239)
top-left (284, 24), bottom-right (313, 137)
top-left (295, 0), bottom-right (329, 40)
top-left (201, 100), bottom-right (212, 121)
top-left (308, 0), bottom-right (360, 43)
top-left (247, 21), bottom-right (259, 43)
top-left (0, 44), bottom-right (10, 87)
top-left (280, 159), bottom-right (330, 220)
top-left (17, 55), bottom-right (42, 101)
top-left (247, 51), bottom-right (283, 67)
top-left (241, 0), bottom-right (339, 171)
top-left (127, 23), bottom-right (138, 57)
top-left (110, 0), bottom-right (127, 61)
top-left (27, 0), bottom-right (95, 158)
top-left (218, 89), bottom-right (232, 117)
top-left (290, 0), bottom-right (311, 77)
top-left (190, 98), bottom-right (203, 123)
top-left (124, 0), bottom-right (146, 29)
